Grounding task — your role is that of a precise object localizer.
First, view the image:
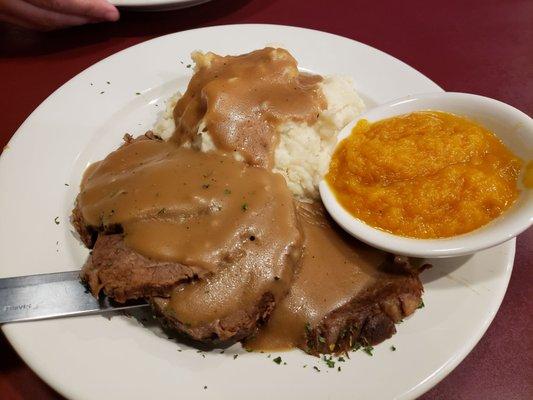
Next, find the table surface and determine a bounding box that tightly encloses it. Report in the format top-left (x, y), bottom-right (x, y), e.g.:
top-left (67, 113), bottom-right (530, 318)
top-left (0, 0), bottom-right (531, 399)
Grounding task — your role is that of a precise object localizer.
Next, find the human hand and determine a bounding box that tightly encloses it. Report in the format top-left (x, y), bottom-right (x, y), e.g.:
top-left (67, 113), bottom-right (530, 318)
top-left (0, 0), bottom-right (119, 31)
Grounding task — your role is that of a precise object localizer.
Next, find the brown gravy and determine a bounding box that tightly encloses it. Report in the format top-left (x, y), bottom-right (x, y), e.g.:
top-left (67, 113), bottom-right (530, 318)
top-left (246, 203), bottom-right (391, 351)
top-left (78, 137), bottom-right (301, 269)
top-left (79, 137), bottom-right (302, 327)
top-left (172, 47), bottom-right (326, 168)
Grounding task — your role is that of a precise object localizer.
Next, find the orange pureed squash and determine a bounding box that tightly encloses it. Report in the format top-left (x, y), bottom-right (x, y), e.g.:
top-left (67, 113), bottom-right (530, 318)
top-left (326, 111), bottom-right (523, 238)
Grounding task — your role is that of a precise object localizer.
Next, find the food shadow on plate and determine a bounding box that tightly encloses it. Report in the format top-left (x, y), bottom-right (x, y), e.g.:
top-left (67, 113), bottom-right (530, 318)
top-left (420, 255), bottom-right (473, 284)
top-left (420, 253), bottom-right (505, 293)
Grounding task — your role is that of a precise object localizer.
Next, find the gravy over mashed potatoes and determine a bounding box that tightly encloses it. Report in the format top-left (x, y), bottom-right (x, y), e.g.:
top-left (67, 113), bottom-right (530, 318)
top-left (154, 48), bottom-right (365, 201)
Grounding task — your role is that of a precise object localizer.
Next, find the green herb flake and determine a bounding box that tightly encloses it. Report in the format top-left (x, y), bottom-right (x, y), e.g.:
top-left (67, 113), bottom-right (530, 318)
top-left (303, 365), bottom-right (307, 368)
top-left (241, 203), bottom-right (249, 211)
top-left (219, 350), bottom-right (225, 354)
top-left (106, 81), bottom-right (110, 85)
top-left (186, 64), bottom-right (192, 68)
top-left (245, 348), bottom-right (253, 353)
top-left (273, 356), bottom-right (282, 365)
top-left (338, 366), bottom-right (341, 372)
top-left (135, 92), bottom-right (141, 95)
top-left (418, 299), bottom-right (425, 309)
top-left (203, 386), bottom-right (207, 390)
top-left (313, 366), bottom-right (321, 372)
top-left (338, 357), bottom-right (345, 362)
top-left (54, 217), bottom-right (60, 225)
top-left (391, 346), bottom-right (397, 351)
top-left (267, 354), bottom-right (271, 358)
top-left (233, 354), bottom-right (238, 360)
top-left (224, 188), bottom-right (232, 195)
top-left (363, 346), bottom-right (374, 356)
top-left (304, 322), bottom-right (312, 334)
top-left (157, 208), bottom-right (166, 215)
top-left (323, 356), bottom-right (335, 368)
top-left (318, 335), bottom-right (326, 344)
top-left (64, 183), bottom-right (69, 186)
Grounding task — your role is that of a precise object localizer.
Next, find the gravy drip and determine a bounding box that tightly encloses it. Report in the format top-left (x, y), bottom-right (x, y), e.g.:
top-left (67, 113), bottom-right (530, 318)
top-left (246, 203), bottom-right (390, 351)
top-left (172, 47), bottom-right (326, 168)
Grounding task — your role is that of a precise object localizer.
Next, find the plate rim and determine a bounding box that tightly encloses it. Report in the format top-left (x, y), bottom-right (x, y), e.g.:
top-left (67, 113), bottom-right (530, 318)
top-left (110, 0), bottom-right (212, 11)
top-left (0, 23), bottom-right (515, 400)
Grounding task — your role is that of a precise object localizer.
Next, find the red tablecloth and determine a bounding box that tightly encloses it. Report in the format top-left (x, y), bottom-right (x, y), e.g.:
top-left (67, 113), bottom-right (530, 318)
top-left (0, 0), bottom-right (531, 399)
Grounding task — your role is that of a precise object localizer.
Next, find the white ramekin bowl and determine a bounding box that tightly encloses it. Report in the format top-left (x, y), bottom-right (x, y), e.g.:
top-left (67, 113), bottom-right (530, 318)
top-left (319, 92), bottom-right (533, 258)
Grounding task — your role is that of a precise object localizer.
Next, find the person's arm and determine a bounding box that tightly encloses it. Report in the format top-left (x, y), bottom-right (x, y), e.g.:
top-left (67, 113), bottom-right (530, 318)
top-left (0, 0), bottom-right (119, 31)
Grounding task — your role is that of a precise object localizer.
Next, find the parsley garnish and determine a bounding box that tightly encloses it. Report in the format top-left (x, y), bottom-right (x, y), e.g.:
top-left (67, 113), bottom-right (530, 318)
top-left (391, 346), bottom-right (397, 351)
top-left (323, 355), bottom-right (335, 368)
top-left (233, 354), bottom-right (238, 360)
top-left (418, 299), bottom-right (425, 309)
top-left (224, 188), bottom-right (231, 195)
top-left (54, 217), bottom-right (60, 225)
top-left (241, 203), bottom-right (249, 211)
top-left (318, 335), bottom-right (326, 344)
top-left (363, 346), bottom-right (374, 356)
top-left (313, 366), bottom-right (321, 372)
top-left (273, 356), bottom-right (282, 365)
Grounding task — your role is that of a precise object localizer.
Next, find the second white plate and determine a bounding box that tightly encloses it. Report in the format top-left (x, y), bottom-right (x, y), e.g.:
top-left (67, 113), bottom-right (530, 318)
top-left (110, 0), bottom-right (212, 11)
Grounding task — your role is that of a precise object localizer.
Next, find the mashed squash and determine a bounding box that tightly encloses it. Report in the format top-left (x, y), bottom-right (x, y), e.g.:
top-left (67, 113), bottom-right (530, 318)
top-left (326, 111), bottom-right (523, 238)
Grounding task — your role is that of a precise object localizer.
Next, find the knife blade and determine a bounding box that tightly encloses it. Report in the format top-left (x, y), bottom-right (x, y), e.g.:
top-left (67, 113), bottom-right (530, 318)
top-left (0, 271), bottom-right (148, 324)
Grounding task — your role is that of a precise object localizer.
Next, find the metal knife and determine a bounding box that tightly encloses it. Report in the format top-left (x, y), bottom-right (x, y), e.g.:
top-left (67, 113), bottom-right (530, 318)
top-left (0, 271), bottom-right (148, 324)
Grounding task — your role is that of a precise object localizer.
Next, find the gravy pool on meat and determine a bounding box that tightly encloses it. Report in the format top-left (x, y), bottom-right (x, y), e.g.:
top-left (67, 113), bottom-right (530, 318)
top-left (78, 137), bottom-right (302, 327)
top-left (246, 203), bottom-right (395, 351)
top-left (172, 47), bottom-right (326, 168)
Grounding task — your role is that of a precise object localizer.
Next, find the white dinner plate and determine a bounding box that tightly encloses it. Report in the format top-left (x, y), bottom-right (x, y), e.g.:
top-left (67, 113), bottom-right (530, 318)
top-left (110, 0), bottom-right (212, 11)
top-left (0, 24), bottom-right (514, 400)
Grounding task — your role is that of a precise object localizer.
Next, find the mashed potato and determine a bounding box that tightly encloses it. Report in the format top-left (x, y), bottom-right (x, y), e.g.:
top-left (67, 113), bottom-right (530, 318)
top-left (154, 71), bottom-right (364, 201)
